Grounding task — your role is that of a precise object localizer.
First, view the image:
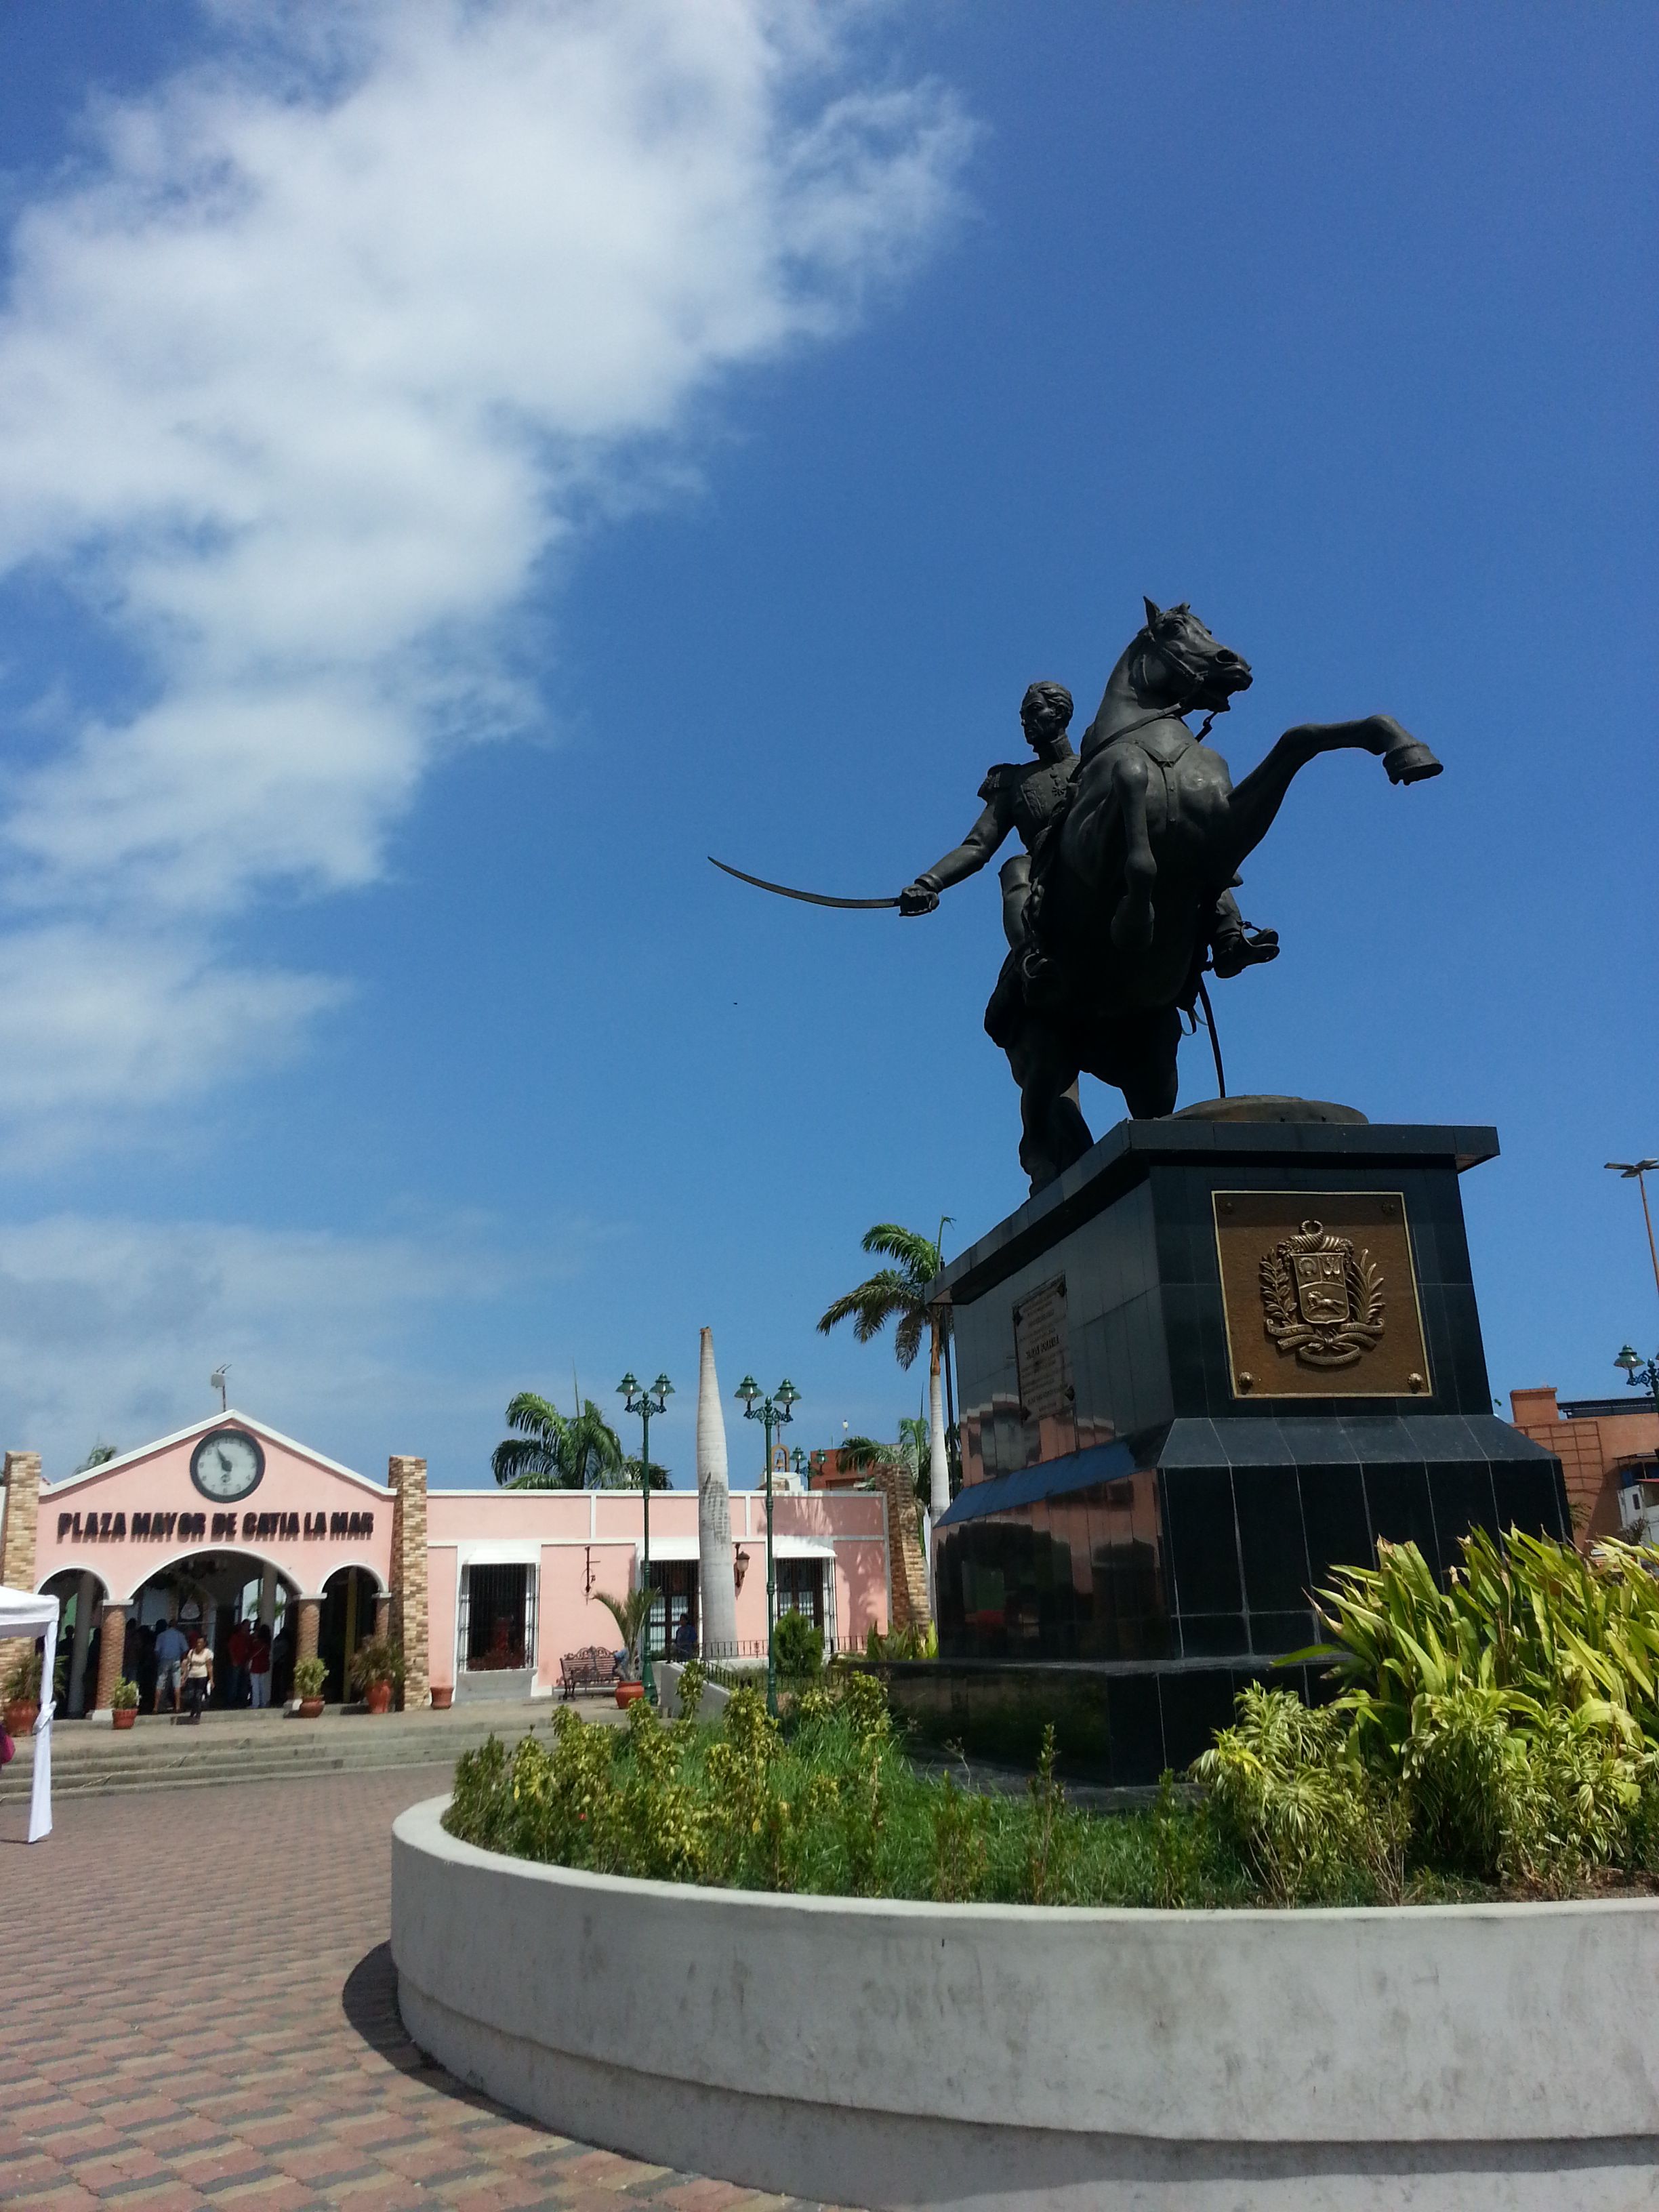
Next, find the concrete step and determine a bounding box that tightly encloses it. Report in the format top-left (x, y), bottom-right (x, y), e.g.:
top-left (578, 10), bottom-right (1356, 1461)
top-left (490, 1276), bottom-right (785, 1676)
top-left (0, 1701), bottom-right (574, 1803)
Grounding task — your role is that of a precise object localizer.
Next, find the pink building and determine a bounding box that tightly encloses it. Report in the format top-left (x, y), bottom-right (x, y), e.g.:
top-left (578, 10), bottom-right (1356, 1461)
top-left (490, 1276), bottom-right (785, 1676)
top-left (0, 1409), bottom-right (902, 1715)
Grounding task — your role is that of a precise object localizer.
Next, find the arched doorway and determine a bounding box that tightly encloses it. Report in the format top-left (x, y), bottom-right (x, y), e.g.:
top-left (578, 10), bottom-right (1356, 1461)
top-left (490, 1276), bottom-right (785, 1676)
top-left (39, 1567), bottom-right (106, 1717)
top-left (319, 1565), bottom-right (384, 1704)
top-left (127, 1549), bottom-right (299, 1710)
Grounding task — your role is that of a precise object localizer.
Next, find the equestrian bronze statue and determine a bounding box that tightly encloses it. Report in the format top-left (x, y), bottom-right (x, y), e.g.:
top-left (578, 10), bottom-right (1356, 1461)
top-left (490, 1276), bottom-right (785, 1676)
top-left (712, 598), bottom-right (1440, 1193)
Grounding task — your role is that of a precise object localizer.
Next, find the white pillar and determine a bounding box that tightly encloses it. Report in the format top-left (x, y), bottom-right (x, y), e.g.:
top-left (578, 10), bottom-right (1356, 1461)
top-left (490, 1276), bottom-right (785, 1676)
top-left (928, 1349), bottom-right (951, 1524)
top-left (67, 1571), bottom-right (98, 1717)
top-left (696, 1327), bottom-right (739, 1658)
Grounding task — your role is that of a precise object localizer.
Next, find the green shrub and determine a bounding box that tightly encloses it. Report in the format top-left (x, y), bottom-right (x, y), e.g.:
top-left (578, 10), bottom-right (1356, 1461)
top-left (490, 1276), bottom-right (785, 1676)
top-left (773, 1611), bottom-right (823, 1679)
top-left (443, 1531), bottom-right (1659, 1908)
top-left (864, 1621), bottom-right (938, 1661)
top-left (1194, 1685), bottom-right (1407, 1904)
top-left (1193, 1532), bottom-right (1659, 1898)
top-left (445, 1668), bottom-right (1255, 1906)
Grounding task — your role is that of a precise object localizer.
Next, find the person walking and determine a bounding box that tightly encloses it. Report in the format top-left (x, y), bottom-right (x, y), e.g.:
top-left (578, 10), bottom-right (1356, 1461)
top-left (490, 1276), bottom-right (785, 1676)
top-left (247, 1623), bottom-right (272, 1709)
top-left (153, 1617), bottom-right (187, 1715)
top-left (180, 1631), bottom-right (213, 1723)
top-left (227, 1617), bottom-right (252, 1708)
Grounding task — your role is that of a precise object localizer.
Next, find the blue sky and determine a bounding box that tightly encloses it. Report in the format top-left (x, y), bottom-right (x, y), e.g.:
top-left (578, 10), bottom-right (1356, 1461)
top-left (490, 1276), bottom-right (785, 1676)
top-left (0, 1), bottom-right (1652, 1485)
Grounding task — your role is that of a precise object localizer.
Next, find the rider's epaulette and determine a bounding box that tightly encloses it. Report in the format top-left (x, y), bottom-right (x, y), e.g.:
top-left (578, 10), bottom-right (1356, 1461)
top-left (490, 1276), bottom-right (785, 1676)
top-left (979, 762), bottom-right (1022, 802)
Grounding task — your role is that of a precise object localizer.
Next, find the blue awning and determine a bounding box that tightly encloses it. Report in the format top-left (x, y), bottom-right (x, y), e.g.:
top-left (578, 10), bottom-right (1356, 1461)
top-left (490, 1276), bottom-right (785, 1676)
top-left (935, 1439), bottom-right (1143, 1530)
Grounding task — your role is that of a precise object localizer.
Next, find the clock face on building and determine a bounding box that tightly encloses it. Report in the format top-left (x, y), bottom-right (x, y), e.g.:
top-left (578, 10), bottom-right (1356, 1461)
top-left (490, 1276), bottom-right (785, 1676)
top-left (190, 1427), bottom-right (266, 1503)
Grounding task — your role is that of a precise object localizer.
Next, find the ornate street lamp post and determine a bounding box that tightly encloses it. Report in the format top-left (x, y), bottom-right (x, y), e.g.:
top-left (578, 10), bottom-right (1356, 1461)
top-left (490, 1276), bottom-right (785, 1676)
top-left (618, 1371), bottom-right (673, 1702)
top-left (1615, 1345), bottom-right (1659, 1418)
top-left (735, 1374), bottom-right (799, 1716)
top-left (1607, 1160), bottom-right (1659, 1308)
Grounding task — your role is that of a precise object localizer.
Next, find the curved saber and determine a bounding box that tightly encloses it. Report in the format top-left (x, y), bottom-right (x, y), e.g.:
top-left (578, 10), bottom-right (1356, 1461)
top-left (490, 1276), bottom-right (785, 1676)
top-left (708, 855), bottom-right (899, 910)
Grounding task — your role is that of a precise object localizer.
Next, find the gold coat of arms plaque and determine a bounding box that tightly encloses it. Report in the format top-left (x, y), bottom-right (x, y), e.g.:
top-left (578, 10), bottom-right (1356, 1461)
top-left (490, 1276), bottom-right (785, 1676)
top-left (1212, 1191), bottom-right (1431, 1399)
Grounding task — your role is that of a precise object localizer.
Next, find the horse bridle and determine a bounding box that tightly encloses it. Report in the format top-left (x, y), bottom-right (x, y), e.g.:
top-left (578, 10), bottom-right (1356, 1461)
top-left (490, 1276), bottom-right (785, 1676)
top-left (1135, 624), bottom-right (1238, 735)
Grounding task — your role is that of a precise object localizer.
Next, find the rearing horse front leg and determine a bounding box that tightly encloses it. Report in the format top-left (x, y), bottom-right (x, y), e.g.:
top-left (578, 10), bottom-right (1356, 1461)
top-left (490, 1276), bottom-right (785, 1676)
top-left (1109, 750), bottom-right (1157, 954)
top-left (1220, 715), bottom-right (1438, 874)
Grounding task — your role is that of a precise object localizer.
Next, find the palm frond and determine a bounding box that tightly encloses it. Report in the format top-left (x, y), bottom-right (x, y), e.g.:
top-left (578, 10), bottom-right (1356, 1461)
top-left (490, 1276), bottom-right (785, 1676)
top-left (491, 1435), bottom-right (571, 1488)
top-left (819, 1271), bottom-right (914, 1343)
top-left (617, 1456), bottom-right (672, 1491)
top-left (893, 1309), bottom-right (925, 1369)
top-left (501, 1391), bottom-right (567, 1446)
top-left (837, 1434), bottom-right (897, 1471)
top-left (861, 1223), bottom-right (943, 1280)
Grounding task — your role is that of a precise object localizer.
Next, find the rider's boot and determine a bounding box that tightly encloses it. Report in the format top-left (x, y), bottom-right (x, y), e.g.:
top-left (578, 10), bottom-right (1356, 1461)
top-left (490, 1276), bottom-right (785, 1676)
top-left (1210, 888), bottom-right (1279, 979)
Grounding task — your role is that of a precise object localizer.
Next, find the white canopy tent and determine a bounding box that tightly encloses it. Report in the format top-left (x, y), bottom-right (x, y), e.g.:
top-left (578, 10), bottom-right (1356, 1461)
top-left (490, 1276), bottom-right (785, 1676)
top-left (1, 1583), bottom-right (60, 1841)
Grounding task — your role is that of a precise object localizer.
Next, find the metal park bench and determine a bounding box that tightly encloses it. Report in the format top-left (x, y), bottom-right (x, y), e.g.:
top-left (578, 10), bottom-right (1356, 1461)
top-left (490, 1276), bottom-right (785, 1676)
top-left (558, 1646), bottom-right (621, 1700)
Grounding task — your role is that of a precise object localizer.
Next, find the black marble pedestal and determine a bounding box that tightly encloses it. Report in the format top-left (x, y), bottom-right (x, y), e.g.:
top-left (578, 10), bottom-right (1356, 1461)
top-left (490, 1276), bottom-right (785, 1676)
top-left (895, 1112), bottom-right (1569, 1785)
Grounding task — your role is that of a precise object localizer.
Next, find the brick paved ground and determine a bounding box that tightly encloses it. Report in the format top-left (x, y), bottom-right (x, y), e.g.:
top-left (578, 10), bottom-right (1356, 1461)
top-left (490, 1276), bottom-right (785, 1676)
top-left (0, 1767), bottom-right (856, 2212)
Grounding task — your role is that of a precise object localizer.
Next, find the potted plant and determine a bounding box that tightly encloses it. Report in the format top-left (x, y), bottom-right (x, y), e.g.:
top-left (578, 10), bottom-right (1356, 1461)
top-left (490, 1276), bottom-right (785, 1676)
top-left (110, 1677), bottom-right (140, 1729)
top-left (293, 1656), bottom-right (327, 1718)
top-left (3, 1647), bottom-right (43, 1736)
top-left (595, 1588), bottom-right (653, 1707)
top-left (430, 1683), bottom-right (453, 1710)
top-left (350, 1636), bottom-right (405, 1715)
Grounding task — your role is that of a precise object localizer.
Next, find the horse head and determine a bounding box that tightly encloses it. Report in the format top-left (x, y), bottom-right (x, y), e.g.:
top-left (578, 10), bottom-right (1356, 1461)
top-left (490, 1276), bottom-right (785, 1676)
top-left (1136, 599), bottom-right (1252, 717)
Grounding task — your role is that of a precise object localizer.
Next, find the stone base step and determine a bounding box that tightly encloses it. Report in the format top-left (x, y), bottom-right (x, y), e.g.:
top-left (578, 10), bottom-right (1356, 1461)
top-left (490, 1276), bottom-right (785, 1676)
top-left (3, 1746), bottom-right (469, 1801)
top-left (0, 1701), bottom-right (580, 1803)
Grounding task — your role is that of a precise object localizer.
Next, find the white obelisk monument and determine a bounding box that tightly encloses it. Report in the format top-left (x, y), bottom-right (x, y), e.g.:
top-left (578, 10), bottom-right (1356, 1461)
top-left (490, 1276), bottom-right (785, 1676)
top-left (696, 1326), bottom-right (738, 1656)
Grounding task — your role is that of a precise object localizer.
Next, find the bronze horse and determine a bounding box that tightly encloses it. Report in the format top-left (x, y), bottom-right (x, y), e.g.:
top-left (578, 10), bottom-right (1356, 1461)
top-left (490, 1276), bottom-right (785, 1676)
top-left (992, 600), bottom-right (1441, 1191)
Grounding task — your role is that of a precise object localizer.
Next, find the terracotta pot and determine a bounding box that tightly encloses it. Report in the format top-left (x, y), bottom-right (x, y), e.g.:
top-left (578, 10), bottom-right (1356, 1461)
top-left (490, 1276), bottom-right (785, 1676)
top-left (297, 1697), bottom-right (325, 1719)
top-left (615, 1680), bottom-right (644, 1709)
top-left (365, 1680), bottom-right (394, 1715)
top-left (112, 1706), bottom-right (138, 1729)
top-left (4, 1700), bottom-right (39, 1736)
top-left (430, 1685), bottom-right (453, 1710)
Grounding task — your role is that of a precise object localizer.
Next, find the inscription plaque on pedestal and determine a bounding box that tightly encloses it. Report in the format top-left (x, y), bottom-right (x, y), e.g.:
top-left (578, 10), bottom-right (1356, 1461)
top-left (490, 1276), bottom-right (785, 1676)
top-left (1013, 1273), bottom-right (1073, 1431)
top-left (1212, 1189), bottom-right (1431, 1399)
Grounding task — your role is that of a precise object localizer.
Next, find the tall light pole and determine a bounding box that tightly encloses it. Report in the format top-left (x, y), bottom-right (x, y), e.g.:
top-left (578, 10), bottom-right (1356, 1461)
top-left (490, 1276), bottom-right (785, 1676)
top-left (1615, 1346), bottom-right (1659, 1418)
top-left (618, 1371), bottom-right (673, 1703)
top-left (1606, 1161), bottom-right (1659, 1309)
top-left (735, 1375), bottom-right (799, 1716)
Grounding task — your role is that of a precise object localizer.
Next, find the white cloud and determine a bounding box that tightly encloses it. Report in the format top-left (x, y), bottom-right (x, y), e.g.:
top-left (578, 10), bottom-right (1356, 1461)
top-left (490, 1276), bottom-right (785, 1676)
top-left (0, 0), bottom-right (968, 1139)
top-left (0, 1211), bottom-right (537, 1478)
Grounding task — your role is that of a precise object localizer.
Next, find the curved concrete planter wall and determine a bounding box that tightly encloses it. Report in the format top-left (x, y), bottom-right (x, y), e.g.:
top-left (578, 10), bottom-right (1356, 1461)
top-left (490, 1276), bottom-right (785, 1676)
top-left (392, 1796), bottom-right (1659, 2211)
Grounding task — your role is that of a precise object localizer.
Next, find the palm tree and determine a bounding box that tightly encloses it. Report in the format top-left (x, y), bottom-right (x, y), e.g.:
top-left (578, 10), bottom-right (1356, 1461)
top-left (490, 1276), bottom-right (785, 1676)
top-left (818, 1221), bottom-right (953, 1522)
top-left (619, 1456), bottom-right (673, 1492)
top-left (491, 1391), bottom-right (624, 1490)
top-left (838, 1416), bottom-right (933, 1507)
top-left (594, 1586), bottom-right (653, 1679)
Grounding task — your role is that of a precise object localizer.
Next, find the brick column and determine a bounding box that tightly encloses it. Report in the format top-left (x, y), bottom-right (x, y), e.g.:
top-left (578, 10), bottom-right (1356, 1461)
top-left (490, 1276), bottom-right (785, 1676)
top-left (0, 1449), bottom-right (43, 1695)
top-left (870, 1460), bottom-right (932, 1633)
top-left (388, 1455), bottom-right (429, 1708)
top-left (294, 1597), bottom-right (321, 1667)
top-left (93, 1602), bottom-right (127, 1714)
top-left (373, 1593), bottom-right (391, 1639)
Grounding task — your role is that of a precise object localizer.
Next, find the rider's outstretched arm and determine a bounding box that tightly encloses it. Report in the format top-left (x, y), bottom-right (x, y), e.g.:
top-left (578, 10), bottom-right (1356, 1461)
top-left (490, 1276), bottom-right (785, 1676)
top-left (900, 794), bottom-right (1011, 915)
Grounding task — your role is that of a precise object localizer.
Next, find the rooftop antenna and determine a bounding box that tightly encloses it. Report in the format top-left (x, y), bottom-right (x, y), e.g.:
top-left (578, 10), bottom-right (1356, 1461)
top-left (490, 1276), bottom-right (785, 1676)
top-left (209, 1365), bottom-right (230, 1413)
